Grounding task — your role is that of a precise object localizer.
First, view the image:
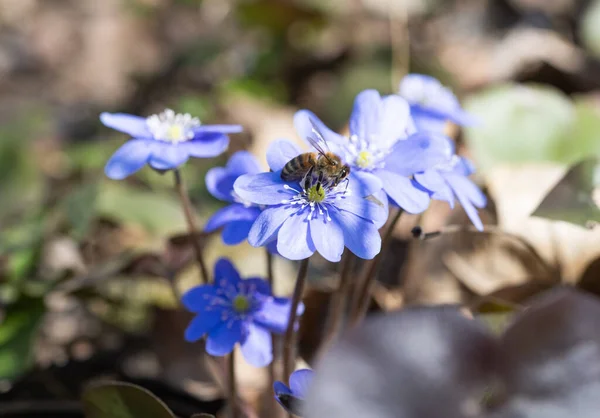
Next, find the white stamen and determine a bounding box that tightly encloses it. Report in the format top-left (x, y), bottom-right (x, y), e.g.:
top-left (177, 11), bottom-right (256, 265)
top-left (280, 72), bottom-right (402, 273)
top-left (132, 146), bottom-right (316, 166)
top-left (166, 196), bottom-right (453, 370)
top-left (146, 108), bottom-right (201, 143)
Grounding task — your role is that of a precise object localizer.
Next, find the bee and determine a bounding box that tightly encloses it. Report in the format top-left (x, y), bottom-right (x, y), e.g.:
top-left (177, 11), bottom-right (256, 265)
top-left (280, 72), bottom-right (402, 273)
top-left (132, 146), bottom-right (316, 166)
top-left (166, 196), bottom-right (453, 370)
top-left (281, 119), bottom-right (351, 189)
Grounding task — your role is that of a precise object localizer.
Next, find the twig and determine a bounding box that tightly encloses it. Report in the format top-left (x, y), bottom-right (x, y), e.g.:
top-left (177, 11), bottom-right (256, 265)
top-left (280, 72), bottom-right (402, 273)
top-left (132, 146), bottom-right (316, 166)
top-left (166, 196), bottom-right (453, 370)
top-left (321, 252), bottom-right (353, 347)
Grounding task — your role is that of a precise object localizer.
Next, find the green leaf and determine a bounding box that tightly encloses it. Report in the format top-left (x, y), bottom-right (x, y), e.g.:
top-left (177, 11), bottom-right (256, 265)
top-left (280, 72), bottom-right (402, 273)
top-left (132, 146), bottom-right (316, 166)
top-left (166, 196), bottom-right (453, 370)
top-left (0, 297), bottom-right (45, 380)
top-left (464, 83), bottom-right (579, 167)
top-left (97, 182), bottom-right (187, 236)
top-left (63, 182), bottom-right (100, 239)
top-left (581, 0), bottom-right (600, 59)
top-left (82, 381), bottom-right (175, 418)
top-left (532, 158), bottom-right (600, 226)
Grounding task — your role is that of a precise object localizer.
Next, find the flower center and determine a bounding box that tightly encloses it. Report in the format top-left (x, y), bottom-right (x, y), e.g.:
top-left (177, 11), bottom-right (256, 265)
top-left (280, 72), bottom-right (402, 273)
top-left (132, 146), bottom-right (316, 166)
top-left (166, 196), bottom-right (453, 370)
top-left (232, 295), bottom-right (250, 313)
top-left (306, 184), bottom-right (326, 203)
top-left (355, 150), bottom-right (373, 168)
top-left (146, 109), bottom-right (201, 143)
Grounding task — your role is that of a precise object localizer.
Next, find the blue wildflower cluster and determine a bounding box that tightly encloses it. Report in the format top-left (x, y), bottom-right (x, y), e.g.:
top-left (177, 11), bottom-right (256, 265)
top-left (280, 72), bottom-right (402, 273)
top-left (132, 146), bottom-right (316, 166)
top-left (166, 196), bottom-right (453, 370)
top-left (100, 74), bottom-right (485, 416)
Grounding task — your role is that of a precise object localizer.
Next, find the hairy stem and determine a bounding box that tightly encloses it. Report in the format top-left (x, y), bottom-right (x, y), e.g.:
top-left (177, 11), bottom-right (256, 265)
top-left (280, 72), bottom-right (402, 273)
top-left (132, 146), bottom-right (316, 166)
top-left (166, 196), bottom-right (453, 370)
top-left (350, 208), bottom-right (404, 327)
top-left (173, 169), bottom-right (209, 284)
top-left (283, 258), bottom-right (310, 387)
top-left (228, 353), bottom-right (238, 418)
top-left (322, 252), bottom-right (353, 347)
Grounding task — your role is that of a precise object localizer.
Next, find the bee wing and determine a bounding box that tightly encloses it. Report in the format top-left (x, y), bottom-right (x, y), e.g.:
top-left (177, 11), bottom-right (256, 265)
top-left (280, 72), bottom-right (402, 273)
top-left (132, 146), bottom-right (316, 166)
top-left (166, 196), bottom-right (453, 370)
top-left (365, 194), bottom-right (385, 207)
top-left (306, 117), bottom-right (336, 164)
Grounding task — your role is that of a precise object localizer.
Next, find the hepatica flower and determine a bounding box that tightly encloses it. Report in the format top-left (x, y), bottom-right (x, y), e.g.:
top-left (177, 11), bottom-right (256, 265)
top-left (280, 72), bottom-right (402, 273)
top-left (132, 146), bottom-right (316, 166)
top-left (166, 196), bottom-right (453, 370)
top-left (205, 151), bottom-right (263, 245)
top-left (295, 90), bottom-right (454, 214)
top-left (233, 139), bottom-right (388, 262)
top-left (399, 73), bottom-right (477, 133)
top-left (182, 258), bottom-right (303, 367)
top-left (101, 109), bottom-right (242, 179)
top-left (274, 369), bottom-right (314, 417)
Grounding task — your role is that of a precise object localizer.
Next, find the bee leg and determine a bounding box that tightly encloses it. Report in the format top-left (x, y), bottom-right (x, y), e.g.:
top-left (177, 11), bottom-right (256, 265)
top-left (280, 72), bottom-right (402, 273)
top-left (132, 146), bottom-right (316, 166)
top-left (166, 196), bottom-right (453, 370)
top-left (304, 166), bottom-right (314, 190)
top-left (317, 170), bottom-right (325, 187)
top-left (343, 178), bottom-right (350, 192)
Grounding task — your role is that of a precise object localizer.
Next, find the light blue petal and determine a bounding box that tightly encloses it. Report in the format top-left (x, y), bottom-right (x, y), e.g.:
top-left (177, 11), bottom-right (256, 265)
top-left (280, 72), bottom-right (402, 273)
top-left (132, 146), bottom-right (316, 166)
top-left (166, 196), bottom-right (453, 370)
top-left (240, 323), bottom-right (273, 367)
top-left (193, 124), bottom-right (243, 134)
top-left (414, 169), bottom-right (454, 206)
top-left (277, 213), bottom-right (315, 260)
top-left (411, 111), bottom-right (448, 134)
top-left (234, 172), bottom-right (295, 205)
top-left (452, 156), bottom-right (476, 177)
top-left (248, 205), bottom-right (297, 247)
top-left (379, 94), bottom-right (413, 147)
top-left (206, 319), bottom-right (243, 356)
top-left (100, 112), bottom-right (153, 139)
top-left (266, 139), bottom-right (303, 172)
top-left (290, 369), bottom-right (314, 398)
top-left (370, 189), bottom-right (389, 228)
top-left (214, 258), bottom-right (242, 289)
top-left (226, 151), bottom-right (262, 176)
top-left (205, 204), bottom-right (261, 232)
top-left (255, 298), bottom-right (305, 334)
top-left (222, 221), bottom-right (254, 245)
top-left (445, 173), bottom-right (486, 208)
top-left (377, 170), bottom-right (430, 214)
top-left (309, 216), bottom-right (344, 262)
top-left (181, 285), bottom-right (217, 312)
top-left (349, 90), bottom-right (381, 140)
top-left (337, 193), bottom-right (388, 225)
top-left (331, 210), bottom-right (381, 260)
top-left (104, 139), bottom-right (153, 180)
top-left (183, 134), bottom-right (229, 158)
top-left (184, 311), bottom-right (223, 342)
top-left (293, 110), bottom-right (345, 146)
top-left (148, 142), bottom-right (190, 170)
top-left (348, 171), bottom-right (383, 197)
top-left (383, 133), bottom-right (454, 176)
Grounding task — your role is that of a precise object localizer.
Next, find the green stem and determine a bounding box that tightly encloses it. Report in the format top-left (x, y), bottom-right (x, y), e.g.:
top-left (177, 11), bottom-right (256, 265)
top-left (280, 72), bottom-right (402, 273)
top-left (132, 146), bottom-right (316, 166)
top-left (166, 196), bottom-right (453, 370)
top-left (173, 169), bottom-right (209, 284)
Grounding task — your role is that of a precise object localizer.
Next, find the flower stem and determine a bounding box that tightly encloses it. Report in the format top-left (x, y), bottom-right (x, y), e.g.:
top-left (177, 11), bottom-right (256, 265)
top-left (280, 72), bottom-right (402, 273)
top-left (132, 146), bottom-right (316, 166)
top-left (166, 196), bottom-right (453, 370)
top-left (283, 258), bottom-right (309, 384)
top-left (227, 353), bottom-right (238, 418)
top-left (266, 249), bottom-right (279, 416)
top-left (322, 251), bottom-right (353, 347)
top-left (173, 169), bottom-right (209, 284)
top-left (349, 208), bottom-right (404, 327)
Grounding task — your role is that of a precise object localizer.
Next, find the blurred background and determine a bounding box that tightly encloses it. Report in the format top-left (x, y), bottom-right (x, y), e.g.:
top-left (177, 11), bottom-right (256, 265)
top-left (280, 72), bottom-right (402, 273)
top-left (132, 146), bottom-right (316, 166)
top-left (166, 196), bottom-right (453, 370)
top-left (2, 0), bottom-right (600, 416)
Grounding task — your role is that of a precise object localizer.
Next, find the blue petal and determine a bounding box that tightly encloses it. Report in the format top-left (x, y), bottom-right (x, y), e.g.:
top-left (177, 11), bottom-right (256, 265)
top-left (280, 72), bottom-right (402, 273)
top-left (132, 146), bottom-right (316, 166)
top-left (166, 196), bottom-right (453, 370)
top-left (226, 151), bottom-right (262, 176)
top-left (266, 139), bottom-right (303, 172)
top-left (274, 381), bottom-right (293, 397)
top-left (234, 172), bottom-right (295, 205)
top-left (206, 319), bottom-right (244, 356)
top-left (183, 133), bottom-right (229, 158)
top-left (411, 110), bottom-right (448, 134)
top-left (452, 156), bottom-right (476, 177)
top-left (184, 311), bottom-right (223, 342)
top-left (242, 277), bottom-right (271, 296)
top-left (309, 217), bottom-right (344, 262)
top-left (446, 173), bottom-right (486, 208)
top-left (379, 94), bottom-right (413, 147)
top-left (205, 204), bottom-right (261, 232)
top-left (206, 167), bottom-right (235, 202)
top-left (214, 258), bottom-right (242, 289)
top-left (370, 189), bottom-right (389, 228)
top-left (289, 369), bottom-right (314, 398)
top-left (277, 213), bottom-right (315, 260)
top-left (348, 171), bottom-right (383, 197)
top-left (255, 298), bottom-right (305, 334)
top-left (248, 205), bottom-right (298, 247)
top-left (337, 193), bottom-right (388, 225)
top-left (293, 110), bottom-right (345, 146)
top-left (349, 90), bottom-right (381, 140)
top-left (148, 142), bottom-right (190, 170)
top-left (377, 170), bottom-right (430, 214)
top-left (383, 133), bottom-right (454, 176)
top-left (446, 175), bottom-right (484, 230)
top-left (100, 112), bottom-right (152, 139)
top-left (104, 139), bottom-right (153, 180)
top-left (222, 221), bottom-right (254, 245)
top-left (193, 124), bottom-right (243, 134)
top-left (331, 210), bottom-right (381, 260)
top-left (414, 169), bottom-right (454, 206)
top-left (181, 285), bottom-right (217, 312)
top-left (240, 323), bottom-right (273, 367)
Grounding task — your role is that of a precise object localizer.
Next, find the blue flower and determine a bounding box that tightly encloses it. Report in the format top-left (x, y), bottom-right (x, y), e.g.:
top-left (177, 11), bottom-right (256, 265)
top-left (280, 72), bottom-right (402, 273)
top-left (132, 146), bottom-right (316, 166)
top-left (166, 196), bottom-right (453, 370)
top-left (414, 154), bottom-right (486, 230)
top-left (205, 151), bottom-right (264, 245)
top-left (295, 90), bottom-right (454, 214)
top-left (398, 74), bottom-right (477, 133)
top-left (233, 139), bottom-right (389, 262)
top-left (182, 258), bottom-right (304, 367)
top-left (101, 109), bottom-right (242, 179)
top-left (274, 369), bottom-right (314, 416)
